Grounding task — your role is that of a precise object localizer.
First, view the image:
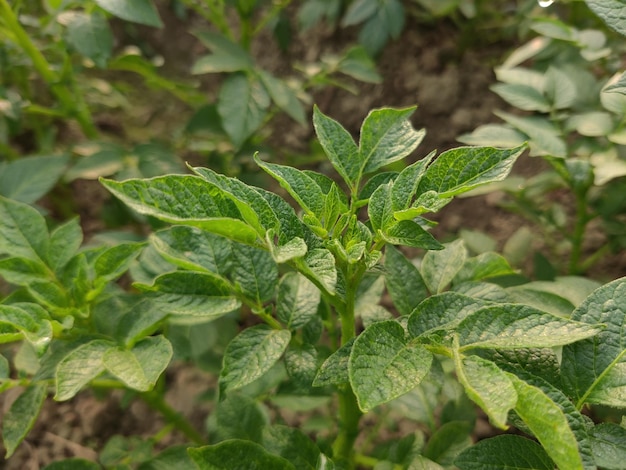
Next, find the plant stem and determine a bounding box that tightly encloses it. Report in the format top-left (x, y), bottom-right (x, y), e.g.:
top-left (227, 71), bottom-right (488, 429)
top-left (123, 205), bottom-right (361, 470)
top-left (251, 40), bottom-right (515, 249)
top-left (569, 191), bottom-right (589, 274)
top-left (0, 0), bottom-right (98, 138)
top-left (331, 264), bottom-right (364, 467)
top-left (140, 390), bottom-right (205, 445)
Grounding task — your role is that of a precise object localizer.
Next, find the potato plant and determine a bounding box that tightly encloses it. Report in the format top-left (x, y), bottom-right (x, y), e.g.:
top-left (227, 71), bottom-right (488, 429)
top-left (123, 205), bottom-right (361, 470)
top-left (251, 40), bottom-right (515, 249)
top-left (2, 106), bottom-right (622, 468)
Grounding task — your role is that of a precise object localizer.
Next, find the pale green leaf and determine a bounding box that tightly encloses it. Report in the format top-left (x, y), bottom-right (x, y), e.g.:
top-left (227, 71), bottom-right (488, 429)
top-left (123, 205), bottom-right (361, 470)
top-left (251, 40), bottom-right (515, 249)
top-left (383, 220), bottom-right (443, 249)
top-left (457, 304), bottom-right (602, 351)
top-left (151, 226), bottom-right (232, 276)
top-left (455, 355), bottom-right (516, 429)
top-left (368, 181), bottom-right (395, 233)
top-left (313, 106), bottom-right (360, 188)
top-left (100, 176), bottom-right (260, 245)
top-left (391, 150), bottom-right (436, 211)
top-left (349, 320), bottom-right (433, 412)
top-left (134, 271), bottom-right (240, 321)
top-left (421, 239), bottom-right (467, 294)
top-left (55, 340), bottom-right (113, 400)
top-left (359, 107), bottom-right (425, 176)
top-left (561, 277), bottom-right (626, 407)
top-left (191, 32), bottom-right (253, 74)
top-left (545, 66), bottom-right (577, 109)
top-left (491, 83), bottom-right (550, 112)
top-left (495, 111), bottom-right (566, 158)
top-left (0, 303), bottom-right (52, 353)
top-left (585, 0), bottom-right (626, 36)
top-left (457, 124), bottom-right (527, 148)
top-left (65, 12), bottom-right (113, 68)
top-left (95, 0), bottom-right (162, 27)
top-left (267, 235), bottom-right (307, 264)
top-left (218, 73), bottom-right (270, 148)
top-left (220, 325), bottom-right (291, 392)
top-left (407, 292), bottom-right (486, 337)
top-left (417, 145), bottom-right (526, 197)
top-left (188, 440), bottom-right (295, 470)
top-left (2, 383), bottom-right (47, 458)
top-left (0, 154), bottom-right (68, 204)
top-left (0, 196), bottom-right (49, 262)
top-left (231, 244), bottom-right (278, 304)
top-left (455, 435), bottom-right (554, 470)
top-left (453, 252), bottom-right (517, 284)
top-left (509, 374), bottom-right (584, 470)
top-left (103, 336), bottom-right (172, 391)
top-left (297, 248), bottom-right (337, 295)
top-left (277, 272), bottom-right (320, 328)
top-left (258, 71), bottom-right (306, 125)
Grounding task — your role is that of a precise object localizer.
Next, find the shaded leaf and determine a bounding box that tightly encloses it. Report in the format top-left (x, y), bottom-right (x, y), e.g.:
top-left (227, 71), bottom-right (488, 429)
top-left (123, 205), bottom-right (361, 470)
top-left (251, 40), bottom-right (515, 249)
top-left (2, 383), bottom-right (47, 458)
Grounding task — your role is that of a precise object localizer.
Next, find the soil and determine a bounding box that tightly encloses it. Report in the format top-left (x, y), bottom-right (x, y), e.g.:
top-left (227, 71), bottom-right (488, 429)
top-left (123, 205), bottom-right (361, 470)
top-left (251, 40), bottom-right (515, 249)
top-left (2, 3), bottom-right (625, 469)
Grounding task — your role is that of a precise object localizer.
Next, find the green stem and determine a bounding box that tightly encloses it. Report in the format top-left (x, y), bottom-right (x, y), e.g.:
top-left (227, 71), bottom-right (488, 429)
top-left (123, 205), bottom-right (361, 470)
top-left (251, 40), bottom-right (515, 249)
top-left (331, 264), bottom-right (365, 467)
top-left (569, 191), bottom-right (589, 275)
top-left (0, 0), bottom-right (98, 138)
top-left (140, 390), bottom-right (205, 445)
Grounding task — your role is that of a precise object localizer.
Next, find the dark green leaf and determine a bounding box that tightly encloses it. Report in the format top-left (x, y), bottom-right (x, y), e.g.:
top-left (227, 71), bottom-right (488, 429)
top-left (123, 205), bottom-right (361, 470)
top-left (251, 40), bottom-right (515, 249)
top-left (42, 458), bottom-right (102, 470)
top-left (589, 423), bottom-right (626, 469)
top-left (423, 421), bottom-right (473, 467)
top-left (231, 244), bottom-right (278, 304)
top-left (383, 220), bottom-right (443, 249)
top-left (455, 435), bottom-right (553, 470)
top-left (585, 0), bottom-right (626, 36)
top-left (384, 245), bottom-right (428, 315)
top-left (421, 239), bottom-right (467, 294)
top-left (94, 242), bottom-right (144, 282)
top-left (284, 344), bottom-right (318, 391)
top-left (349, 320), bottom-right (433, 411)
top-left (2, 383), bottom-right (47, 458)
top-left (220, 325), bottom-right (291, 392)
top-left (0, 196), bottom-right (49, 262)
top-left (209, 393), bottom-right (268, 443)
top-left (262, 425), bottom-right (321, 470)
top-left (65, 12), bottom-right (113, 68)
top-left (313, 339), bottom-right (353, 387)
top-left (188, 440), bottom-right (295, 470)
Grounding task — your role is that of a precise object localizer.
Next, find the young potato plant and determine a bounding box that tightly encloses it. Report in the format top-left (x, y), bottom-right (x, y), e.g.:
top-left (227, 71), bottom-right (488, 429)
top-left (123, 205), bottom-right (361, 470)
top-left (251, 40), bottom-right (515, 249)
top-left (459, 8), bottom-right (626, 274)
top-left (92, 106), bottom-right (626, 470)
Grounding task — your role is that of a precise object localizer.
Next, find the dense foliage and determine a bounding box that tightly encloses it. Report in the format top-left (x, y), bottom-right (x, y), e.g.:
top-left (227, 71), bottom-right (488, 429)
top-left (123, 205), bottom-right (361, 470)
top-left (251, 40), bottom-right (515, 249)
top-left (1, 1), bottom-right (626, 469)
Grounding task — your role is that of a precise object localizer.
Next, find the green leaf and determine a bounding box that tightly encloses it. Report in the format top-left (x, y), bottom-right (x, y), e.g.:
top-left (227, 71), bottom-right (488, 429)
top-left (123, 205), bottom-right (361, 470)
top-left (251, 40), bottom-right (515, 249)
top-left (383, 220), bottom-right (443, 249)
top-left (209, 393), bottom-right (268, 443)
top-left (407, 292), bottom-right (486, 337)
top-left (113, 297), bottom-right (167, 346)
top-left (337, 46), bottom-right (382, 84)
top-left (298, 248), bottom-right (337, 295)
top-left (342, 0), bottom-right (377, 26)
top-left (231, 244), bottom-right (278, 304)
top-left (349, 320), bottom-right (433, 411)
top-left (490, 83), bottom-right (550, 112)
top-left (312, 106), bottom-right (360, 189)
top-left (508, 374), bottom-right (584, 470)
top-left (417, 145), bottom-right (526, 197)
top-left (284, 344), bottom-right (318, 391)
top-left (191, 31), bottom-right (253, 74)
top-left (65, 12), bottom-right (113, 68)
top-left (0, 303), bottom-right (52, 353)
top-left (359, 107), bottom-right (425, 176)
top-left (457, 124), bottom-right (527, 149)
top-left (191, 166), bottom-right (280, 237)
top-left (313, 339), bottom-right (353, 386)
top-left (0, 256), bottom-right (50, 284)
top-left (585, 0), bottom-right (626, 36)
top-left (368, 181), bottom-right (395, 234)
top-left (188, 440), bottom-right (295, 470)
top-left (455, 435), bottom-right (554, 470)
top-left (384, 245), bottom-right (428, 316)
top-left (55, 340), bottom-right (113, 400)
top-left (561, 277), bottom-right (626, 407)
top-left (495, 112), bottom-right (566, 158)
top-left (100, 176), bottom-right (260, 245)
top-left (0, 196), bottom-right (49, 262)
top-left (423, 421), bottom-right (473, 467)
top-left (151, 226), bottom-right (232, 276)
top-left (589, 423), bottom-right (626, 469)
top-left (134, 271), bottom-right (240, 321)
top-left (258, 71), bottom-right (306, 125)
top-left (220, 325), bottom-right (291, 392)
top-left (457, 304), bottom-right (602, 351)
top-left (48, 218), bottom-right (83, 272)
top-left (421, 239), bottom-right (467, 294)
top-left (262, 425), bottom-right (321, 470)
top-left (137, 446), bottom-right (196, 470)
top-left (267, 234), bottom-right (307, 264)
top-left (391, 150), bottom-right (436, 212)
top-left (103, 336), bottom-right (172, 391)
top-left (2, 383), bottom-right (47, 458)
top-left (277, 272), bottom-right (321, 328)
top-left (0, 154), bottom-right (68, 204)
top-left (95, 0), bottom-right (163, 27)
top-left (218, 73), bottom-right (270, 148)
top-left (255, 155), bottom-right (325, 220)
top-left (455, 355), bottom-right (516, 429)
top-left (453, 252), bottom-right (517, 284)
top-left (94, 242), bottom-right (144, 282)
